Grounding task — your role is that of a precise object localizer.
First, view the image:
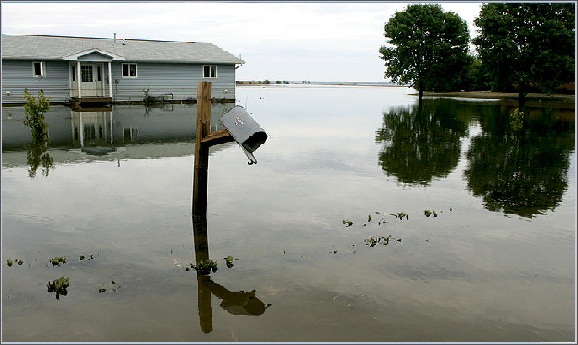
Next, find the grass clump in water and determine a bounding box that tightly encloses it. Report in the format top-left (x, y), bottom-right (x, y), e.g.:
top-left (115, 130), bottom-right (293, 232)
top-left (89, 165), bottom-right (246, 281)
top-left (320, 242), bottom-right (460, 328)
top-left (191, 259), bottom-right (218, 275)
top-left (47, 276), bottom-right (70, 300)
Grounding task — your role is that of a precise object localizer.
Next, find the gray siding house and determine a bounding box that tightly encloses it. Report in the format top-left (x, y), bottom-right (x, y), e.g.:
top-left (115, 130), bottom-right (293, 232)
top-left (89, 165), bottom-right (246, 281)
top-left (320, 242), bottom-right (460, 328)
top-left (1, 34), bottom-right (245, 104)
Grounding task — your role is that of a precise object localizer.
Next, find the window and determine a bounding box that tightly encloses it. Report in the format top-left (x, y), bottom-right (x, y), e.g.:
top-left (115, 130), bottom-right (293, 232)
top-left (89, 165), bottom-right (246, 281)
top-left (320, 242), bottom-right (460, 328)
top-left (71, 66), bottom-right (76, 81)
top-left (33, 61), bottom-right (45, 77)
top-left (122, 63), bottom-right (137, 78)
top-left (203, 65), bottom-right (217, 78)
top-left (97, 66), bottom-right (102, 82)
top-left (81, 65), bottom-right (93, 82)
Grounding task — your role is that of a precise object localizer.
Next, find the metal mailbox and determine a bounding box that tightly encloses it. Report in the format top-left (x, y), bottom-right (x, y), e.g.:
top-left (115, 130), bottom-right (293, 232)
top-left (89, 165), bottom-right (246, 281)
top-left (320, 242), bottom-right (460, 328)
top-left (219, 105), bottom-right (267, 165)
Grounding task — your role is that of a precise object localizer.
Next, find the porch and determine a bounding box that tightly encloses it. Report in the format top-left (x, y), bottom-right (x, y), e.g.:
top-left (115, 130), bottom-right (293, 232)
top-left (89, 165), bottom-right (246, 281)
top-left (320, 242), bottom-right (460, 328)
top-left (70, 96), bottom-right (113, 110)
top-left (64, 48), bottom-right (124, 108)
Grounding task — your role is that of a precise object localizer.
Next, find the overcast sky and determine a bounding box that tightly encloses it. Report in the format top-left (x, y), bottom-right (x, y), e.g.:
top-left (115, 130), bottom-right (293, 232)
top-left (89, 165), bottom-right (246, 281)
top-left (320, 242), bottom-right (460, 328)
top-left (1, 2), bottom-right (483, 82)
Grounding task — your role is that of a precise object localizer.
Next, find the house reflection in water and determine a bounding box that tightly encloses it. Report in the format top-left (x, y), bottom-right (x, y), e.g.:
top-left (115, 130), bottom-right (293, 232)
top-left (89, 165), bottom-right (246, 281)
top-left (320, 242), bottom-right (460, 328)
top-left (71, 109), bottom-right (116, 155)
top-left (1, 103), bottom-right (237, 166)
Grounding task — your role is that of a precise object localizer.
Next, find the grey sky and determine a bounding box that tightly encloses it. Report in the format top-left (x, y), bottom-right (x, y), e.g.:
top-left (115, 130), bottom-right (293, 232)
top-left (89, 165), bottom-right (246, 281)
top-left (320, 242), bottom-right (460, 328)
top-left (1, 2), bottom-right (482, 82)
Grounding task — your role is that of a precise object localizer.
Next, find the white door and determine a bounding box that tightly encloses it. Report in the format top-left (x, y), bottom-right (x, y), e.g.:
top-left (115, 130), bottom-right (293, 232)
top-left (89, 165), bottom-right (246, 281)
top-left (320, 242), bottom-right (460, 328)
top-left (80, 64), bottom-right (104, 96)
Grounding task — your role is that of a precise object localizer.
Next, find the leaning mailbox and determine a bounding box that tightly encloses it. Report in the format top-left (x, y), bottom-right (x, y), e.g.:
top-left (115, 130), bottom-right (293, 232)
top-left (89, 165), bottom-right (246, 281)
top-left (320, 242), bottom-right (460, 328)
top-left (219, 106), bottom-right (268, 165)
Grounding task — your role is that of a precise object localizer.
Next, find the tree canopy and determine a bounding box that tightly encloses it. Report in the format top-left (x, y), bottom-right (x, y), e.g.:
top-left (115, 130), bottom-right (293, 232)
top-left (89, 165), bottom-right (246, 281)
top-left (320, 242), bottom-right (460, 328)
top-left (473, 3), bottom-right (575, 104)
top-left (379, 4), bottom-right (471, 99)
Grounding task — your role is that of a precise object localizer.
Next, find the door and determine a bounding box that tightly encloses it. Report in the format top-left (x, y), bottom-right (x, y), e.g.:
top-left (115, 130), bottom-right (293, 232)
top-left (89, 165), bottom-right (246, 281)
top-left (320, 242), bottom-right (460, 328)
top-left (80, 64), bottom-right (96, 96)
top-left (79, 63), bottom-right (104, 97)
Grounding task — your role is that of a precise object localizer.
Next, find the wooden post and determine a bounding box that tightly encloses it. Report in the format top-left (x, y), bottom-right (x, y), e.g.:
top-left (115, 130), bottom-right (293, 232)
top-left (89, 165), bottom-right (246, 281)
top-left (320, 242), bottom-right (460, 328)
top-left (193, 81), bottom-right (212, 216)
top-left (192, 81), bottom-right (234, 216)
top-left (192, 81), bottom-right (214, 330)
top-left (192, 215), bottom-right (213, 333)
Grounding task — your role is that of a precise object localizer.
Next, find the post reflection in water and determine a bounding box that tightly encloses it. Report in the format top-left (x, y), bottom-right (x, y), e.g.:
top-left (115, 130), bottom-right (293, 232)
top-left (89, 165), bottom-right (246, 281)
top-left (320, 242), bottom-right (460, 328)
top-left (192, 215), bottom-right (270, 334)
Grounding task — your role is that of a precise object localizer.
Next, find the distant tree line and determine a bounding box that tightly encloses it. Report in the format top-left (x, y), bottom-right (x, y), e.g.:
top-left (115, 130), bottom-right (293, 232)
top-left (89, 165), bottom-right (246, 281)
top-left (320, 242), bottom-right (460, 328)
top-left (379, 3), bottom-right (575, 106)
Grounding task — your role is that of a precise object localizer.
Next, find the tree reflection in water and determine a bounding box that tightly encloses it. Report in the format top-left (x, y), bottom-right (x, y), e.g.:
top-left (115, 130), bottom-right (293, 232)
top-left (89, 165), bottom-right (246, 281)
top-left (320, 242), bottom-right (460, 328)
top-left (465, 106), bottom-right (574, 218)
top-left (375, 98), bottom-right (469, 185)
top-left (376, 98), bottom-right (575, 218)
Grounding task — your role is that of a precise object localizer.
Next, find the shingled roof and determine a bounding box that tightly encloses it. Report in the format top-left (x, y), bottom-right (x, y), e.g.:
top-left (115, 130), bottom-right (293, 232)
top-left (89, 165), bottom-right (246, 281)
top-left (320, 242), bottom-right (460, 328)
top-left (1, 34), bottom-right (245, 64)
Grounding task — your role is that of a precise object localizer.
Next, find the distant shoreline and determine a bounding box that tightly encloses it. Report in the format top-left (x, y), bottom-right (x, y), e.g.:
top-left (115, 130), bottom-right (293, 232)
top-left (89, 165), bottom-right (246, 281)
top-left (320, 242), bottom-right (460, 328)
top-left (236, 81), bottom-right (405, 87)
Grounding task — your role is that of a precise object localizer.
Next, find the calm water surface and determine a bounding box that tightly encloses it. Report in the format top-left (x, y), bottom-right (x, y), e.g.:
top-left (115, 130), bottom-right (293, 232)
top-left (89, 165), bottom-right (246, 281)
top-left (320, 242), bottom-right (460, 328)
top-left (1, 85), bottom-right (576, 342)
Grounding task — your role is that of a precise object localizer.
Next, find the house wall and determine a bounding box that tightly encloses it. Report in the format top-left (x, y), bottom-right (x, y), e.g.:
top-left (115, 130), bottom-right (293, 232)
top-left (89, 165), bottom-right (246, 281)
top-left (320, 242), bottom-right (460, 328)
top-left (1, 60), bottom-right (70, 103)
top-left (111, 62), bottom-right (237, 102)
top-left (2, 60), bottom-right (238, 104)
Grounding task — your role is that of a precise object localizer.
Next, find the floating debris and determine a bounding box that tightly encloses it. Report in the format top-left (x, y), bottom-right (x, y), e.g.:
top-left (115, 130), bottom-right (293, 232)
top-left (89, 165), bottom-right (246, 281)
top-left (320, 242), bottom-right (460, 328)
top-left (424, 210), bottom-right (438, 217)
top-left (342, 219), bottom-right (353, 227)
top-left (7, 259), bottom-right (13, 267)
top-left (47, 276), bottom-right (70, 300)
top-left (368, 214), bottom-right (372, 222)
top-left (97, 280), bottom-right (121, 293)
top-left (79, 253), bottom-right (94, 261)
top-left (390, 212), bottom-right (408, 220)
top-left (364, 235), bottom-right (402, 247)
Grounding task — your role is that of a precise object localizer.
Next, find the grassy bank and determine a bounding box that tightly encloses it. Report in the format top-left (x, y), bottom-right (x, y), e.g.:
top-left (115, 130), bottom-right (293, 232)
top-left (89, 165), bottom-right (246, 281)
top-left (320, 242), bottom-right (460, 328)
top-left (420, 91), bottom-right (575, 106)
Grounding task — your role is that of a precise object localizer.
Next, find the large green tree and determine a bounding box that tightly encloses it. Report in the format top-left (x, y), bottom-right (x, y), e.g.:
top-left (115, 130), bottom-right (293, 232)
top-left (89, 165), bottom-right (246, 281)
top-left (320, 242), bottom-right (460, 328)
top-left (473, 3), bottom-right (575, 107)
top-left (379, 4), bottom-right (471, 101)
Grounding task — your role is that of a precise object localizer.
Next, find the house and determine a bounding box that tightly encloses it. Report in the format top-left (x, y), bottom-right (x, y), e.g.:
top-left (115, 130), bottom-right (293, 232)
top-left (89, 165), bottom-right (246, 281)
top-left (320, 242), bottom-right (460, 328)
top-left (1, 34), bottom-right (245, 105)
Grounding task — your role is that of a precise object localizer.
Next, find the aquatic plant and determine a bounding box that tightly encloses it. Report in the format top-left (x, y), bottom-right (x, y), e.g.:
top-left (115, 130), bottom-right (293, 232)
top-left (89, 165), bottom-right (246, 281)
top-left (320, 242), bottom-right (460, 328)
top-left (47, 276), bottom-right (69, 300)
top-left (224, 255), bottom-right (238, 268)
top-left (7, 259), bottom-right (24, 267)
top-left (50, 256), bottom-right (66, 266)
top-left (192, 259), bottom-right (218, 275)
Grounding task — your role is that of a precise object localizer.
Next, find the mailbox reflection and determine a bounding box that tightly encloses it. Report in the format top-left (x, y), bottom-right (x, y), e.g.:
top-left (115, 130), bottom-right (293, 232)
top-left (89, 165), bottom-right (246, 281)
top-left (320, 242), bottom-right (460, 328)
top-left (192, 215), bottom-right (270, 333)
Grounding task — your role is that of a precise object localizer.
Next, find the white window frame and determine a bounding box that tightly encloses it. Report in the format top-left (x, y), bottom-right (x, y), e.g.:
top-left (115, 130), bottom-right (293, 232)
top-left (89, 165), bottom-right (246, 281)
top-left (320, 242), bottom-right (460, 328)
top-left (122, 63), bottom-right (138, 78)
top-left (32, 61), bottom-right (46, 77)
top-left (81, 65), bottom-right (94, 82)
top-left (203, 65), bottom-right (217, 78)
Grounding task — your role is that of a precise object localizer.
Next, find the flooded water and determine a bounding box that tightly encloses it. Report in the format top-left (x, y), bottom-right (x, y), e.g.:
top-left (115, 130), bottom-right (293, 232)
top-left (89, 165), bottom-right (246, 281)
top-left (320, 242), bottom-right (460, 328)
top-left (1, 85), bottom-right (576, 342)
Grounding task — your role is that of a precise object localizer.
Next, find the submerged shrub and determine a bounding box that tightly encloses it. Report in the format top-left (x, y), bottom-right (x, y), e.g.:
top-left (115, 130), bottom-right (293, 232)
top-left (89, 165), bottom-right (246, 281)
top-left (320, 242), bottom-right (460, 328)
top-left (23, 90), bottom-right (50, 142)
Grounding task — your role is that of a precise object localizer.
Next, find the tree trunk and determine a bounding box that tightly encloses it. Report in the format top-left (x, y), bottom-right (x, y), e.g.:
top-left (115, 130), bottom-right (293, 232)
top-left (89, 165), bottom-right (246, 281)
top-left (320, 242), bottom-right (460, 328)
top-left (518, 83), bottom-right (527, 109)
top-left (418, 88), bottom-right (424, 111)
